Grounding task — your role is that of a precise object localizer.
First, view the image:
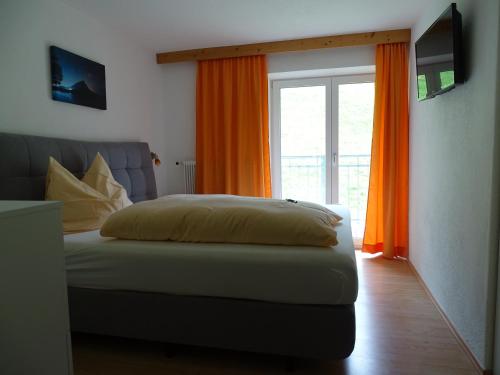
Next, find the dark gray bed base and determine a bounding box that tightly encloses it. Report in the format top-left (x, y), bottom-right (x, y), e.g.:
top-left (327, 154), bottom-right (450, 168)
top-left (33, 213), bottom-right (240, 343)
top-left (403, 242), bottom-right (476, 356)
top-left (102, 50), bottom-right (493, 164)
top-left (0, 132), bottom-right (356, 360)
top-left (68, 287), bottom-right (355, 360)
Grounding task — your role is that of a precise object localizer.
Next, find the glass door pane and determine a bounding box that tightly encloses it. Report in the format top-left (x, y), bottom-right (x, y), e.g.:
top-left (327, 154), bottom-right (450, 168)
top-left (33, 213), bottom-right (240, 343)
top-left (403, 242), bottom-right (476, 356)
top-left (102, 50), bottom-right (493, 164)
top-left (337, 81), bottom-right (375, 239)
top-left (280, 84), bottom-right (328, 204)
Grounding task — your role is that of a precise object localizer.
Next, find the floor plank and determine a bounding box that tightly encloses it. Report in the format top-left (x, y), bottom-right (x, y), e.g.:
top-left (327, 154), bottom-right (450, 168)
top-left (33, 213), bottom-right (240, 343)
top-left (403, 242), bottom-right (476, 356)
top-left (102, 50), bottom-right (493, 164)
top-left (72, 253), bottom-right (479, 375)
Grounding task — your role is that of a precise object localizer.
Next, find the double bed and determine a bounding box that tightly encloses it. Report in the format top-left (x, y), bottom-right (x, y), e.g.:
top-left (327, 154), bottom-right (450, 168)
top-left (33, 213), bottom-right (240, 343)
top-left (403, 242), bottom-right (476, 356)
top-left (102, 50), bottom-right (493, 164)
top-left (0, 132), bottom-right (358, 360)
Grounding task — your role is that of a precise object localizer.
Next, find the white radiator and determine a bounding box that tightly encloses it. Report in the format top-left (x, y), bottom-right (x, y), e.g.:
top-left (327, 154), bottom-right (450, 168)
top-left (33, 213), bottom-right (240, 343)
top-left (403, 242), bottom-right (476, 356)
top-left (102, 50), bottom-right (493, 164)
top-left (179, 160), bottom-right (196, 194)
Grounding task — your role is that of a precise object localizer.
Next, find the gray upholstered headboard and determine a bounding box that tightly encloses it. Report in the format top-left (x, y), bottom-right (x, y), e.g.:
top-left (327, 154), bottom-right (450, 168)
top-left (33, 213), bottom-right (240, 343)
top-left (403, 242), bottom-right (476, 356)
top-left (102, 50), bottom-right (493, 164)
top-left (0, 132), bottom-right (158, 202)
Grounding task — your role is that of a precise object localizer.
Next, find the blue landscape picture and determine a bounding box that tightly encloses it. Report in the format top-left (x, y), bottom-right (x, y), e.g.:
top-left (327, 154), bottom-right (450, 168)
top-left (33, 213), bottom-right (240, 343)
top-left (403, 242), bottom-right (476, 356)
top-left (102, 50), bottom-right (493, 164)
top-left (50, 46), bottom-right (107, 110)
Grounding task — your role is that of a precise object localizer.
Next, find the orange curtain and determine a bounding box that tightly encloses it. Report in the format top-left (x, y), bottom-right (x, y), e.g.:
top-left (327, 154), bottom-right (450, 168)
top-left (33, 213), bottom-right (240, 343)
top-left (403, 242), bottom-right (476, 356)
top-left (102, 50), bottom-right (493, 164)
top-left (195, 55), bottom-right (272, 197)
top-left (363, 43), bottom-right (409, 258)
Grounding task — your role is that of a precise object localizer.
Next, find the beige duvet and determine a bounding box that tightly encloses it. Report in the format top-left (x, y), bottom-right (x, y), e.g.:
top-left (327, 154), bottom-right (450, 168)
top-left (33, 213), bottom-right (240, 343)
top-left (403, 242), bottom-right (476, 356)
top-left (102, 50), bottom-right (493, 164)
top-left (100, 194), bottom-right (342, 247)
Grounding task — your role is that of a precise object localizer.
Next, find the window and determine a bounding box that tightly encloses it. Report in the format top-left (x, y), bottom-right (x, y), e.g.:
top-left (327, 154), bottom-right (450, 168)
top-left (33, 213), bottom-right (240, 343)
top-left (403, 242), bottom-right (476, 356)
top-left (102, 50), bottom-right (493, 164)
top-left (271, 74), bottom-right (375, 239)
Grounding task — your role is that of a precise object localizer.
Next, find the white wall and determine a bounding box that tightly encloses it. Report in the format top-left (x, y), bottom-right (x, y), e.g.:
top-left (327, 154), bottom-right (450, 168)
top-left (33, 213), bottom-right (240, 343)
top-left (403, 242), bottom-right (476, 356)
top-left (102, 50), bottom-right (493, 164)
top-left (409, 0), bottom-right (500, 369)
top-left (161, 46), bottom-right (375, 194)
top-left (493, 5), bottom-right (500, 373)
top-left (160, 62), bottom-right (197, 195)
top-left (0, 0), bottom-right (168, 195)
top-left (268, 45), bottom-right (375, 74)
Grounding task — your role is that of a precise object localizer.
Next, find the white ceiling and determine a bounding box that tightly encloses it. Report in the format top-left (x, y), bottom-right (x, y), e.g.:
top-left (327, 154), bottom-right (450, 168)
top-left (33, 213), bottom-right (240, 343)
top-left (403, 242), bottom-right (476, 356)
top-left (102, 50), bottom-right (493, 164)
top-left (63, 0), bottom-right (432, 53)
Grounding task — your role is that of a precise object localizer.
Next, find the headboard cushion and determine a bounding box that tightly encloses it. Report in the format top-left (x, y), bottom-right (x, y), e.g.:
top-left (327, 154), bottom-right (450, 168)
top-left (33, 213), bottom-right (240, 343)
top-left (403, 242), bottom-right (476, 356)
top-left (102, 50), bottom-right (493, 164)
top-left (0, 132), bottom-right (158, 202)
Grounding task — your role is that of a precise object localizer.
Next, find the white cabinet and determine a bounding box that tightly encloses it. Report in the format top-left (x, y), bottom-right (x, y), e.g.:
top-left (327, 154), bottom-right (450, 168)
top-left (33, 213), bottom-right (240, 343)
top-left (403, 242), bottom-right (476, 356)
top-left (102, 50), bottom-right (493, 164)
top-left (0, 201), bottom-right (73, 375)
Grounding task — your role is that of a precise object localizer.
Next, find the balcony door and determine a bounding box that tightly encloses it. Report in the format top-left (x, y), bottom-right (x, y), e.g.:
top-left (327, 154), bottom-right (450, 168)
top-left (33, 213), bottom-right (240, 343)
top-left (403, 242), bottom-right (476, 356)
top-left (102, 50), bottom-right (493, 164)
top-left (270, 74), bottom-right (375, 238)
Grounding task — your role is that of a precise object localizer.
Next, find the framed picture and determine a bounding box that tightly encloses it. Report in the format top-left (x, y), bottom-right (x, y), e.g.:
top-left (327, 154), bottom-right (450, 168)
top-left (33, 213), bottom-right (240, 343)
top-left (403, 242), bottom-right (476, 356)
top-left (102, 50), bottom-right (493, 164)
top-left (50, 46), bottom-right (107, 110)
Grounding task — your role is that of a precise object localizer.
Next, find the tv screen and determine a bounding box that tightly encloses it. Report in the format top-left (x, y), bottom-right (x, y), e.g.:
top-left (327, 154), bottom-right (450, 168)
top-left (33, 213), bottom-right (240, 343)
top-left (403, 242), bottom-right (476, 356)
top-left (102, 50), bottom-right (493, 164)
top-left (415, 3), bottom-right (464, 101)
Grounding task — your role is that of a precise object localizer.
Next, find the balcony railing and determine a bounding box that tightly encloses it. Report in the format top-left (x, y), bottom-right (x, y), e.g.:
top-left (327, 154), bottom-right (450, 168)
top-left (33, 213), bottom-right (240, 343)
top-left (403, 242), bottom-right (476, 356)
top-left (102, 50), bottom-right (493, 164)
top-left (281, 154), bottom-right (371, 239)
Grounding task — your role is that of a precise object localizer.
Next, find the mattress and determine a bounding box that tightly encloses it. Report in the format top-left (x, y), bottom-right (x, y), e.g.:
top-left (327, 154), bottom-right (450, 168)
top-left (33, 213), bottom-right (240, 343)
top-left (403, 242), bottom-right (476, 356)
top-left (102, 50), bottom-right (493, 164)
top-left (64, 205), bottom-right (357, 306)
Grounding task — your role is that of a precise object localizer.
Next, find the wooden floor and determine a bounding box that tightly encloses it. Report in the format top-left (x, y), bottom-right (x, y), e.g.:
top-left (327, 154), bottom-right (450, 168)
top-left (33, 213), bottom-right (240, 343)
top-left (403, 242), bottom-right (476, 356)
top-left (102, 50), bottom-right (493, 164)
top-left (72, 253), bottom-right (479, 375)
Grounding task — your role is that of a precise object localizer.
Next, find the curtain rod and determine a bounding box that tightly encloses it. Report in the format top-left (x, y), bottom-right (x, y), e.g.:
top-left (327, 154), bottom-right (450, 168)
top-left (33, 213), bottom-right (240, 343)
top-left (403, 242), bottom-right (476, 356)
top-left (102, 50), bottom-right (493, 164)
top-left (156, 29), bottom-right (411, 64)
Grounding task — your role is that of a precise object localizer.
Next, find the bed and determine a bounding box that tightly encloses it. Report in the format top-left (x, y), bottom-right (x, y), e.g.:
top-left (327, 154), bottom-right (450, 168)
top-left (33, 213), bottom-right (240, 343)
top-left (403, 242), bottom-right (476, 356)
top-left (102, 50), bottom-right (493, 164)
top-left (0, 132), bottom-right (358, 360)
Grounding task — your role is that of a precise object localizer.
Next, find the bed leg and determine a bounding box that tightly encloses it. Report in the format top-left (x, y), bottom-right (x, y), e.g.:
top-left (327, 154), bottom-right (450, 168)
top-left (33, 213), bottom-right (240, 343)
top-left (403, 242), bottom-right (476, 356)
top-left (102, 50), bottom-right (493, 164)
top-left (163, 343), bottom-right (178, 358)
top-left (285, 357), bottom-right (296, 372)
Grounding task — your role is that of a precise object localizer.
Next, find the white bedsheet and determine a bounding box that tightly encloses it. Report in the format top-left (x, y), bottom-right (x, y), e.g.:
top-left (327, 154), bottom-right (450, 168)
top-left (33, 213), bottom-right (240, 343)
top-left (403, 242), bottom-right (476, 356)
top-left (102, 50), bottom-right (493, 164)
top-left (64, 205), bottom-right (358, 306)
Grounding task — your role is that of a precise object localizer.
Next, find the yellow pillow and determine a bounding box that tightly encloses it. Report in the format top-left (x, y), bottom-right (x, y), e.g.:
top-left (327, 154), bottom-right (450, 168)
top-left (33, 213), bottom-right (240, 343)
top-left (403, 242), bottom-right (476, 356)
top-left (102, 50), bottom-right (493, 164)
top-left (82, 152), bottom-right (132, 208)
top-left (45, 154), bottom-right (132, 233)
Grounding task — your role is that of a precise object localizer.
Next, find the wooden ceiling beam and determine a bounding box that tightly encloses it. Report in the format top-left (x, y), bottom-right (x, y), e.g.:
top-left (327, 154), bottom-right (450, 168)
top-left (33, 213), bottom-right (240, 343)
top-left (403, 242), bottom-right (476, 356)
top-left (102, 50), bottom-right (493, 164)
top-left (156, 28), bottom-right (411, 64)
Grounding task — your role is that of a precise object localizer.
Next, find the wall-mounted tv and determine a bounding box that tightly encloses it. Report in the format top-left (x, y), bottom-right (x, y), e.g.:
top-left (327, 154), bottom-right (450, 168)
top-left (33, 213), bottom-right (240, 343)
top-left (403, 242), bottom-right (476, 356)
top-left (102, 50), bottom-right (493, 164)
top-left (415, 3), bottom-right (464, 101)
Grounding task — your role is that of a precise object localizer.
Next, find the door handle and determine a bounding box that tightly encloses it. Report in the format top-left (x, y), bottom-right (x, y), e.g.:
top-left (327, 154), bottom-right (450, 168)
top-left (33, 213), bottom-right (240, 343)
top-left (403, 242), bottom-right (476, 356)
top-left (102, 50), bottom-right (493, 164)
top-left (333, 152), bottom-right (337, 167)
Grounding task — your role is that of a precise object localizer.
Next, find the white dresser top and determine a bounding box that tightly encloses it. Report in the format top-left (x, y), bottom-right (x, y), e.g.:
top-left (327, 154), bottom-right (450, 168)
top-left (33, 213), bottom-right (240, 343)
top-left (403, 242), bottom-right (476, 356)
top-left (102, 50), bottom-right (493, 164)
top-left (0, 200), bottom-right (62, 219)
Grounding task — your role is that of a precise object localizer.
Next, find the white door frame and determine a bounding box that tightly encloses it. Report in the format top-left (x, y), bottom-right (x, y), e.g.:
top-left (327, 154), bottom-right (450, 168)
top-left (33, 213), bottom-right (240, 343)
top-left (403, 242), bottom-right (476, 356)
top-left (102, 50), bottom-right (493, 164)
top-left (270, 77), bottom-right (332, 201)
top-left (270, 73), bottom-right (375, 204)
top-left (330, 73), bottom-right (375, 203)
